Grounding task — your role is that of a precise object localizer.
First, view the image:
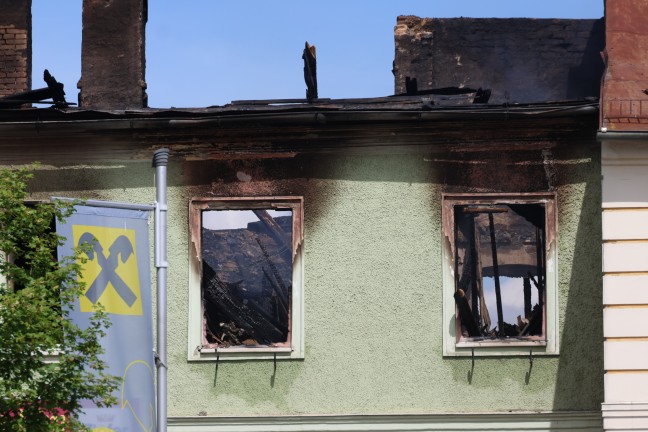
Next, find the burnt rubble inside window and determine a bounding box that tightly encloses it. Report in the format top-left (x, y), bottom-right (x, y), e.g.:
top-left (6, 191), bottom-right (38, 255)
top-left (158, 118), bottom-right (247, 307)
top-left (453, 203), bottom-right (546, 341)
top-left (201, 209), bottom-right (293, 348)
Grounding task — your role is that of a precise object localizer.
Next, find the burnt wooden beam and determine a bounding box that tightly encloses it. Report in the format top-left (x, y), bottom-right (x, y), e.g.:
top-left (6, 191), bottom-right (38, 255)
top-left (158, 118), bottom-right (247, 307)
top-left (475, 220), bottom-right (490, 332)
top-left (0, 69), bottom-right (68, 109)
top-left (454, 289), bottom-right (481, 337)
top-left (262, 267), bottom-right (289, 317)
top-left (231, 98), bottom-right (332, 105)
top-left (535, 226), bottom-right (545, 308)
top-left (461, 207), bottom-right (508, 214)
top-left (203, 261), bottom-right (286, 345)
top-left (523, 277), bottom-right (532, 319)
top-left (255, 236), bottom-right (290, 301)
top-left (302, 42), bottom-right (318, 103)
top-left (488, 212), bottom-right (505, 336)
top-left (252, 210), bottom-right (292, 263)
top-left (469, 214), bottom-right (480, 326)
top-left (520, 304), bottom-right (543, 336)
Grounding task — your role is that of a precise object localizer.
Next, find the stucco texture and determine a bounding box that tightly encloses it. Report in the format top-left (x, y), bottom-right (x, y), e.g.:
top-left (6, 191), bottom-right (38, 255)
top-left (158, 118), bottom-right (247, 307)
top-left (28, 144), bottom-right (602, 416)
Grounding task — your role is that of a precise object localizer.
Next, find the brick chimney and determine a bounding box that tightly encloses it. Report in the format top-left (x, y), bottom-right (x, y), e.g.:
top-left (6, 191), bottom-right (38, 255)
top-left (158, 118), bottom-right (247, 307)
top-left (601, 0), bottom-right (648, 130)
top-left (78, 0), bottom-right (147, 109)
top-left (0, 0), bottom-right (31, 98)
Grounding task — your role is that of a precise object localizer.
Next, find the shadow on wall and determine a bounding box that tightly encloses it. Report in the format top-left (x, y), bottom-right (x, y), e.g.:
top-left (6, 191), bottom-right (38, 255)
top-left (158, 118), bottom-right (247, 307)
top-left (551, 143), bottom-right (604, 412)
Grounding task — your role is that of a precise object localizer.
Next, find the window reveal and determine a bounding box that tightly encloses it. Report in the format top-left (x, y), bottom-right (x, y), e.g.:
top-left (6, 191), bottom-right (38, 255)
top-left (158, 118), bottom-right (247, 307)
top-left (453, 203), bottom-right (547, 342)
top-left (201, 209), bottom-right (293, 349)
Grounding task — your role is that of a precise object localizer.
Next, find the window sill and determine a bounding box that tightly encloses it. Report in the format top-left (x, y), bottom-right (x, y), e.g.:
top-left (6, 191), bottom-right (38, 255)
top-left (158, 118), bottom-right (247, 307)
top-left (189, 345), bottom-right (301, 362)
top-left (42, 352), bottom-right (60, 363)
top-left (200, 346), bottom-right (292, 354)
top-left (445, 343), bottom-right (558, 357)
top-left (456, 339), bottom-right (547, 349)
top-left (38, 347), bottom-right (61, 363)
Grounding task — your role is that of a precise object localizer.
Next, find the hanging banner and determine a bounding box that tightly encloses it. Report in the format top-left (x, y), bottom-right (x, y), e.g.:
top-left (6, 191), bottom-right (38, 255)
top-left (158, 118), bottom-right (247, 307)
top-left (56, 203), bottom-right (156, 432)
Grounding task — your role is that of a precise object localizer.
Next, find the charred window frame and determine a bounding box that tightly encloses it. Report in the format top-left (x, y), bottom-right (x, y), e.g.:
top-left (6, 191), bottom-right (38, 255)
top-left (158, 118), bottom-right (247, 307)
top-left (442, 193), bottom-right (558, 357)
top-left (188, 197), bottom-right (304, 361)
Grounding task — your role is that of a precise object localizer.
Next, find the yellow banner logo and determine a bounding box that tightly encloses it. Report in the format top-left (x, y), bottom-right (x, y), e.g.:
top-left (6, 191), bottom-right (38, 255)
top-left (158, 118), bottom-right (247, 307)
top-left (74, 225), bottom-right (142, 315)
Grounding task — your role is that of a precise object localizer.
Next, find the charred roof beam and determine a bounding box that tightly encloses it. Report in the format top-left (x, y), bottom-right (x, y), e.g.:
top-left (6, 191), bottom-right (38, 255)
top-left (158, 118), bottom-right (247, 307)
top-left (0, 69), bottom-right (69, 109)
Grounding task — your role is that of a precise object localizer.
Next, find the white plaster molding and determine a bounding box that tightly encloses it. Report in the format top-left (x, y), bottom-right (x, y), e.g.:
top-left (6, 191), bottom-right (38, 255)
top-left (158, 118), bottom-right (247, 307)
top-left (603, 209), bottom-right (648, 241)
top-left (602, 403), bottom-right (648, 431)
top-left (605, 340), bottom-right (648, 370)
top-left (604, 243), bottom-right (648, 273)
top-left (604, 274), bottom-right (648, 305)
top-left (605, 373), bottom-right (648, 402)
top-left (602, 140), bottom-right (648, 166)
top-left (604, 309), bottom-right (648, 338)
top-left (168, 411), bottom-right (602, 431)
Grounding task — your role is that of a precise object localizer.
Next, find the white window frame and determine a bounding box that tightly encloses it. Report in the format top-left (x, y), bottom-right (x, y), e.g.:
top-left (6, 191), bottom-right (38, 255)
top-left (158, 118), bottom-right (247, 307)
top-left (187, 196), bottom-right (304, 361)
top-left (442, 193), bottom-right (559, 357)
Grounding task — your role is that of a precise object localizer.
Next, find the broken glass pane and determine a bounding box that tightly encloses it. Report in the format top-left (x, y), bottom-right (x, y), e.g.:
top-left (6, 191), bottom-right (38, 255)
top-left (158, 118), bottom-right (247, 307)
top-left (454, 203), bottom-right (545, 339)
top-left (201, 209), bottom-right (293, 348)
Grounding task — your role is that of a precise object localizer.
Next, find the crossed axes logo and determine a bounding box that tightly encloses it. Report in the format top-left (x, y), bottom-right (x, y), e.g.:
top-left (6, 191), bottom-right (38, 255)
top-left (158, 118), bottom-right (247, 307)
top-left (78, 233), bottom-right (137, 308)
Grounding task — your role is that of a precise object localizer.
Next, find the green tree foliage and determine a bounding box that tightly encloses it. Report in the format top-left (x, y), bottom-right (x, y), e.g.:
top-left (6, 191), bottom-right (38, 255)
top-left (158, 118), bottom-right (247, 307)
top-left (0, 167), bottom-right (119, 431)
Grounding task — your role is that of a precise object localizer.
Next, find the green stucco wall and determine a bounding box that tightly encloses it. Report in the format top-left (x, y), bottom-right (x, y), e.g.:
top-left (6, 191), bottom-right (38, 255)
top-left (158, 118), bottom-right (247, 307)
top-left (29, 144), bottom-right (603, 416)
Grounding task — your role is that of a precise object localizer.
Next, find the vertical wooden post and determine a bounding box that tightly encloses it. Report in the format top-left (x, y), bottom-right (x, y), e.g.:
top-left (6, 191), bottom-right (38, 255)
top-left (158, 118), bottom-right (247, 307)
top-left (469, 214), bottom-right (480, 326)
top-left (475, 221), bottom-right (490, 332)
top-left (488, 212), bottom-right (504, 334)
top-left (523, 277), bottom-right (532, 318)
top-left (535, 226), bottom-right (544, 308)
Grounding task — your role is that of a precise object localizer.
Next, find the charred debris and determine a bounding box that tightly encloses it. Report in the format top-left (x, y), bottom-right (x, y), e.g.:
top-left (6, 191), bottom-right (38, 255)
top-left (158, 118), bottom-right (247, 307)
top-left (454, 203), bottom-right (546, 341)
top-left (202, 210), bottom-right (293, 348)
top-left (0, 69), bottom-right (69, 109)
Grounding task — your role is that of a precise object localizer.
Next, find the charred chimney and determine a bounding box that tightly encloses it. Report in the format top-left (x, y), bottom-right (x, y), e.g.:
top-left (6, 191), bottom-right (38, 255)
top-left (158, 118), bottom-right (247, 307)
top-left (78, 0), bottom-right (147, 109)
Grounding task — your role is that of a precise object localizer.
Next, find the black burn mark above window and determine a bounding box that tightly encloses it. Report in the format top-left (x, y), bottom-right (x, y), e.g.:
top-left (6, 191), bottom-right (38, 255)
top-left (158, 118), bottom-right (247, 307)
top-left (201, 209), bottom-right (293, 348)
top-left (454, 203), bottom-right (545, 340)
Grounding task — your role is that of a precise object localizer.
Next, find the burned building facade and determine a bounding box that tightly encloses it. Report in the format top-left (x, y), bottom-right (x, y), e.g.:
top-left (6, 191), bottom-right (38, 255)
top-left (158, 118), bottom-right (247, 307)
top-left (3, 0), bottom-right (645, 431)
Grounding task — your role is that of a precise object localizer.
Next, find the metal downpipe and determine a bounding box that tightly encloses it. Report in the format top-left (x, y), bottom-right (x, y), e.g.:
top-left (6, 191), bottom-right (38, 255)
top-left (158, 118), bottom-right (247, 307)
top-left (152, 148), bottom-right (169, 432)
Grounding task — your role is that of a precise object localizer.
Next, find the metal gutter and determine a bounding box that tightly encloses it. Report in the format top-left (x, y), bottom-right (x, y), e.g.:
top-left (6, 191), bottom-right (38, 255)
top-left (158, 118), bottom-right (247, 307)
top-left (597, 131), bottom-right (648, 141)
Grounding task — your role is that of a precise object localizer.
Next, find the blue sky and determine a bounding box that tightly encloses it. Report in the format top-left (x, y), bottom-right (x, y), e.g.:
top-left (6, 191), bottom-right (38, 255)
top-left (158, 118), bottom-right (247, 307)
top-left (32, 1), bottom-right (603, 108)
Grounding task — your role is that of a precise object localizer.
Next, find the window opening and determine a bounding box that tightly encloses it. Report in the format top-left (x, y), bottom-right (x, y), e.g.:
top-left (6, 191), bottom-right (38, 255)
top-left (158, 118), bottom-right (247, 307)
top-left (453, 203), bottom-right (546, 341)
top-left (201, 209), bottom-right (293, 349)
